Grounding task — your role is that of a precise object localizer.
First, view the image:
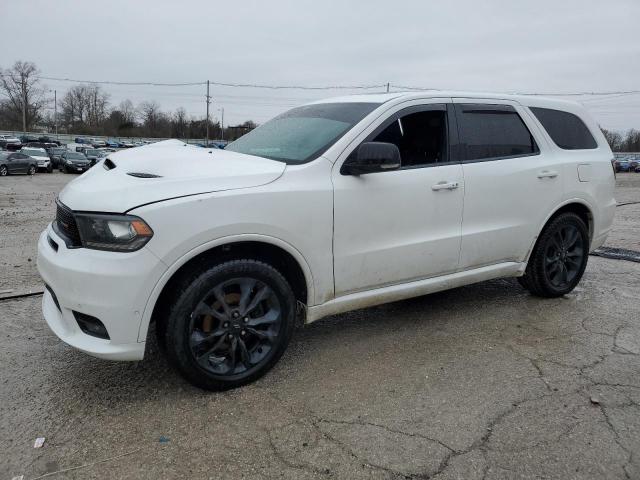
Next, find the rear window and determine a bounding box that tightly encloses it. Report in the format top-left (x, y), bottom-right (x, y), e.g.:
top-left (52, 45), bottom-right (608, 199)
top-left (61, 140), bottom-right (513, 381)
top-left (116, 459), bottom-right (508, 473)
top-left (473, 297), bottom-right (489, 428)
top-left (455, 104), bottom-right (539, 161)
top-left (529, 107), bottom-right (597, 150)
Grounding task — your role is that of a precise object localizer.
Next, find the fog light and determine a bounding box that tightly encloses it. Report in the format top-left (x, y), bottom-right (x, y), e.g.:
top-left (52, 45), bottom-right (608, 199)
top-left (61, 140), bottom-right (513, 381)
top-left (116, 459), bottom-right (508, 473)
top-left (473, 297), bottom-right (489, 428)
top-left (73, 311), bottom-right (110, 339)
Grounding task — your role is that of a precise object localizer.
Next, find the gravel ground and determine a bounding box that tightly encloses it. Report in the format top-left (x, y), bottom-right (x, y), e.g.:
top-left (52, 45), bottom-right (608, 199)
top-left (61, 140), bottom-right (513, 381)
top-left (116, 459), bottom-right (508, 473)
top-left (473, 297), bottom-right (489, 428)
top-left (1, 171), bottom-right (639, 479)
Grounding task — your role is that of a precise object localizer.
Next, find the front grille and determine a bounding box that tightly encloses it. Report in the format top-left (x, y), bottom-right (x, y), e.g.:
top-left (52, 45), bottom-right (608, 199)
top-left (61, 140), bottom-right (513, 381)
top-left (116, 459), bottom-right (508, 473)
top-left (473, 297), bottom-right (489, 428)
top-left (55, 201), bottom-right (82, 247)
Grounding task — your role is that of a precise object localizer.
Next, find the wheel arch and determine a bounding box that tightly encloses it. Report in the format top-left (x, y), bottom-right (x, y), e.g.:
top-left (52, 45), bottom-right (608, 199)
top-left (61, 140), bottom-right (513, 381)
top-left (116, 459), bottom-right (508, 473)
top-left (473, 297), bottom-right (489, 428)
top-left (138, 234), bottom-right (314, 343)
top-left (524, 199), bottom-right (594, 264)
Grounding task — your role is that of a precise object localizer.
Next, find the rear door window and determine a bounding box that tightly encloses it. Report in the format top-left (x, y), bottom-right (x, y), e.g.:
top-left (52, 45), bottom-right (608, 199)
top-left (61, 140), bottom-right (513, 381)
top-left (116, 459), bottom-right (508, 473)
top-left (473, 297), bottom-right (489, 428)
top-left (529, 107), bottom-right (597, 150)
top-left (455, 104), bottom-right (539, 162)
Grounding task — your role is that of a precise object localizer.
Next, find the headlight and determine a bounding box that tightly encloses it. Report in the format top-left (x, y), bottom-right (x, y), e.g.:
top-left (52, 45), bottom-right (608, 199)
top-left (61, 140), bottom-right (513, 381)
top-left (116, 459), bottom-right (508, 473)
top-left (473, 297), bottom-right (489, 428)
top-left (66, 159), bottom-right (72, 164)
top-left (74, 213), bottom-right (153, 252)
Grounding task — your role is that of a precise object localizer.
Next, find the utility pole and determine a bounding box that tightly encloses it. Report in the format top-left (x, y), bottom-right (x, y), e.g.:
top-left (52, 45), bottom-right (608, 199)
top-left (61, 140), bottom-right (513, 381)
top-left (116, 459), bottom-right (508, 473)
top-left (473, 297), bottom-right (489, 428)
top-left (54, 89), bottom-right (58, 139)
top-left (205, 80), bottom-right (211, 146)
top-left (386, 82), bottom-right (390, 93)
top-left (21, 72), bottom-right (27, 133)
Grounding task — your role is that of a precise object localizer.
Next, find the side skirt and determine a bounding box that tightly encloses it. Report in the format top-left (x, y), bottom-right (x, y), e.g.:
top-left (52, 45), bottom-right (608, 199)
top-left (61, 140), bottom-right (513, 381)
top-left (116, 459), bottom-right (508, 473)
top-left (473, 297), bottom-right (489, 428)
top-left (305, 261), bottom-right (525, 324)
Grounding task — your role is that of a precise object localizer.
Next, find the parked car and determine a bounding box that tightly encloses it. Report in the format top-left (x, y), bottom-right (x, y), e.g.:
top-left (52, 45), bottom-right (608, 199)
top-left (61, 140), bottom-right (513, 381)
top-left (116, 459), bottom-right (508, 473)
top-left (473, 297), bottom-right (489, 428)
top-left (105, 139), bottom-right (120, 148)
top-left (26, 142), bottom-right (57, 150)
top-left (59, 151), bottom-right (91, 173)
top-left (0, 151), bottom-right (37, 176)
top-left (0, 134), bottom-right (21, 144)
top-left (615, 159), bottom-right (631, 172)
top-left (120, 140), bottom-right (135, 148)
top-left (21, 147), bottom-right (52, 172)
top-left (37, 136), bottom-right (62, 146)
top-left (48, 147), bottom-right (68, 168)
top-left (37, 92), bottom-right (616, 391)
top-left (83, 148), bottom-right (102, 166)
top-left (92, 140), bottom-right (107, 148)
top-left (19, 135), bottom-right (39, 144)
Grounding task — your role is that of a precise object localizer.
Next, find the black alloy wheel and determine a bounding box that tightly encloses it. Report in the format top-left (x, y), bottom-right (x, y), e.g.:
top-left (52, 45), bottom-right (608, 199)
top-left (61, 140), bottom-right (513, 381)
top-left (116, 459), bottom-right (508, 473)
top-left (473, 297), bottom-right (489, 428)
top-left (519, 212), bottom-right (589, 297)
top-left (188, 277), bottom-right (282, 377)
top-left (28, 165), bottom-right (36, 175)
top-left (162, 259), bottom-right (296, 390)
top-left (543, 223), bottom-right (584, 288)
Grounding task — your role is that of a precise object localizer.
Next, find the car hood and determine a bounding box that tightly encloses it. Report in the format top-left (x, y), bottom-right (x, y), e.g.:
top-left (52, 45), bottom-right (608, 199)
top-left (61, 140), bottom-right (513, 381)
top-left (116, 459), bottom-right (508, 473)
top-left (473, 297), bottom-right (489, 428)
top-left (58, 139), bottom-right (286, 212)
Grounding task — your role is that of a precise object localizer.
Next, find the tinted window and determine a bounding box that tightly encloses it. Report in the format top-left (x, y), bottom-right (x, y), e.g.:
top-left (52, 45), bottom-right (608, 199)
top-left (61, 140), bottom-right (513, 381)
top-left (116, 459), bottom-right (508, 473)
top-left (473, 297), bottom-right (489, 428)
top-left (530, 107), bottom-right (597, 150)
top-left (372, 109), bottom-right (447, 167)
top-left (226, 102), bottom-right (379, 164)
top-left (456, 105), bottom-right (538, 161)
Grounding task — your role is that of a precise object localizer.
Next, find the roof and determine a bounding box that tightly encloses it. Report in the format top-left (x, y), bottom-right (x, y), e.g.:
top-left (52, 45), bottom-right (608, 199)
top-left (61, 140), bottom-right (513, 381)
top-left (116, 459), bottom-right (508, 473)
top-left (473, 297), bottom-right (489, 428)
top-left (309, 90), bottom-right (583, 110)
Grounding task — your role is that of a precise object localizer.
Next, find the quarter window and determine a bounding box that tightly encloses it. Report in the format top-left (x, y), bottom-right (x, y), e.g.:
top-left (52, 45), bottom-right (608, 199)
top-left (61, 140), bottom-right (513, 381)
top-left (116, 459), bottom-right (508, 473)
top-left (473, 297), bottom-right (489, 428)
top-left (456, 105), bottom-right (539, 161)
top-left (371, 109), bottom-right (448, 167)
top-left (530, 107), bottom-right (597, 150)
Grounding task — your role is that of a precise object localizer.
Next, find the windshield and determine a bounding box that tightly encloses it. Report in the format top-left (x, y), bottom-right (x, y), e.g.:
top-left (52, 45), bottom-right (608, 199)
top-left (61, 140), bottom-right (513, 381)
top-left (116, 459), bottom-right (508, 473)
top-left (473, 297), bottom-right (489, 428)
top-left (22, 149), bottom-right (45, 157)
top-left (226, 102), bottom-right (380, 163)
top-left (66, 152), bottom-right (86, 160)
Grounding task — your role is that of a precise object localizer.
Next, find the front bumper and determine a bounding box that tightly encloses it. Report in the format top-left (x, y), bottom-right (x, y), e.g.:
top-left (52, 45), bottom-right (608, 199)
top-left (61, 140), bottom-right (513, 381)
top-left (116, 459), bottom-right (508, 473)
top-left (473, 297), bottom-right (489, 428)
top-left (37, 224), bottom-right (167, 360)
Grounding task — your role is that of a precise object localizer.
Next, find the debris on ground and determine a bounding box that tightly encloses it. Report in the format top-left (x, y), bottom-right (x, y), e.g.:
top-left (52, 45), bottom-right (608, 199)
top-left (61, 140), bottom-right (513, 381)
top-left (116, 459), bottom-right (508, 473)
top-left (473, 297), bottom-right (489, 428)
top-left (34, 437), bottom-right (45, 448)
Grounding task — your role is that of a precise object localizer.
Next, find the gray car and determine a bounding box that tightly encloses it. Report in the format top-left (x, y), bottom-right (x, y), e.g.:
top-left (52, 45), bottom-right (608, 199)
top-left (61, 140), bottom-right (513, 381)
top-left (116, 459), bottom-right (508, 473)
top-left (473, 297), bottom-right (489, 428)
top-left (60, 151), bottom-right (91, 173)
top-left (0, 151), bottom-right (37, 176)
top-left (84, 148), bottom-right (102, 166)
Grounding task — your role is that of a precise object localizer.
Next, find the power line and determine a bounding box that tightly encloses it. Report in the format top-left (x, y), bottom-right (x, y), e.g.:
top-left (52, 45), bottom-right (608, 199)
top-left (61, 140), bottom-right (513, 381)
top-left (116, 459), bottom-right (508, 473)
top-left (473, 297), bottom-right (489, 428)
top-left (35, 74), bottom-right (386, 91)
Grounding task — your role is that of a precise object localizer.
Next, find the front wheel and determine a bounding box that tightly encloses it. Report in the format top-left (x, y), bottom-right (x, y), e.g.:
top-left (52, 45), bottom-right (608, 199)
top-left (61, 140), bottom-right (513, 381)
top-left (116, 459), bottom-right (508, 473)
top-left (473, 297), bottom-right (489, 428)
top-left (27, 165), bottom-right (36, 175)
top-left (0, 165), bottom-right (7, 176)
top-left (519, 212), bottom-right (589, 297)
top-left (162, 259), bottom-right (296, 391)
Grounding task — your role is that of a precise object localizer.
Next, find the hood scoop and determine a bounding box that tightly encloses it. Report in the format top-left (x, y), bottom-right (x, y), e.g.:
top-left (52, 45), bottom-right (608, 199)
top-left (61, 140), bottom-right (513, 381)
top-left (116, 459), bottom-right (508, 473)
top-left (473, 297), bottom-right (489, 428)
top-left (127, 172), bottom-right (163, 178)
top-left (103, 158), bottom-right (117, 170)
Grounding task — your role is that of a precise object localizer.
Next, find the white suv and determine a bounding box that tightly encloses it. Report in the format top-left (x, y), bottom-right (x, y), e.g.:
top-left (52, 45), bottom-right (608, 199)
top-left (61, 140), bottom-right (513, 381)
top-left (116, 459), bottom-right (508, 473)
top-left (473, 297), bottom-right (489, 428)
top-left (37, 92), bottom-right (616, 390)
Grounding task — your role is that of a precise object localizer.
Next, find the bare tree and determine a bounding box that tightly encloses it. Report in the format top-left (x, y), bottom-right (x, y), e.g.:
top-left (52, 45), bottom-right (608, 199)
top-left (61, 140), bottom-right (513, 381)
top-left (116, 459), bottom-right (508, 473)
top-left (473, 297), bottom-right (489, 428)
top-left (118, 99), bottom-right (136, 125)
top-left (0, 61), bottom-right (48, 131)
top-left (138, 101), bottom-right (162, 130)
top-left (85, 85), bottom-right (110, 127)
top-left (172, 107), bottom-right (188, 138)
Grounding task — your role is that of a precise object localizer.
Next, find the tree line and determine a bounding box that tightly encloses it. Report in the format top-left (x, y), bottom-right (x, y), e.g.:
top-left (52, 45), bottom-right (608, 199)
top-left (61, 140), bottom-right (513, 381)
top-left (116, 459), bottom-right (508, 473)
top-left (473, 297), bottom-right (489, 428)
top-left (0, 61), bottom-right (255, 141)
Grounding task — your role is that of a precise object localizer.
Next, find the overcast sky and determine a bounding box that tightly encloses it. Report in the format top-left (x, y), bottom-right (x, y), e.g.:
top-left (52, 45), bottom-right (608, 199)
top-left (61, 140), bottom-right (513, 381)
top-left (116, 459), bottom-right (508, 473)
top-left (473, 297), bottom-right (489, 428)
top-left (1, 0), bottom-right (639, 130)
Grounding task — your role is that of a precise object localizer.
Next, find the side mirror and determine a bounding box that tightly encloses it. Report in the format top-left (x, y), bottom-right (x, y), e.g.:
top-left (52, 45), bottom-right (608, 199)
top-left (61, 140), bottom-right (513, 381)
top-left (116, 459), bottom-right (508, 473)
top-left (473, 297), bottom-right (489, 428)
top-left (341, 142), bottom-right (401, 175)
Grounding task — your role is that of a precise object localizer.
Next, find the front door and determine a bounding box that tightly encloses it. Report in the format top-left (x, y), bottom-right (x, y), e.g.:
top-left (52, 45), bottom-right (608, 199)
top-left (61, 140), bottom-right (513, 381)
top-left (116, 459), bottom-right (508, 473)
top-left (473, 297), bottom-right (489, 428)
top-left (332, 102), bottom-right (464, 296)
top-left (8, 153), bottom-right (27, 173)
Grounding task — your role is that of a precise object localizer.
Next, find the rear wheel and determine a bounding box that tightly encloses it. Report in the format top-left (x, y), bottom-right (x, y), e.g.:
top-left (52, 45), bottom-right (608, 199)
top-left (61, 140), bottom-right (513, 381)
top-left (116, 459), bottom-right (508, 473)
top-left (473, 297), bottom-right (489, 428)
top-left (0, 165), bottom-right (7, 176)
top-left (162, 259), bottom-right (296, 391)
top-left (519, 212), bottom-right (589, 297)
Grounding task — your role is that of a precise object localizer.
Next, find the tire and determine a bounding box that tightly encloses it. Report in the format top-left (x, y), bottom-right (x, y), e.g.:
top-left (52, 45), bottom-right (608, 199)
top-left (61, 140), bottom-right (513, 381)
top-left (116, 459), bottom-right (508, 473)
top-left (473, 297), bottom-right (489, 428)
top-left (28, 165), bottom-right (36, 175)
top-left (519, 212), bottom-right (589, 297)
top-left (63, 165), bottom-right (68, 174)
top-left (47, 165), bottom-right (53, 173)
top-left (0, 165), bottom-right (7, 176)
top-left (161, 259), bottom-right (296, 391)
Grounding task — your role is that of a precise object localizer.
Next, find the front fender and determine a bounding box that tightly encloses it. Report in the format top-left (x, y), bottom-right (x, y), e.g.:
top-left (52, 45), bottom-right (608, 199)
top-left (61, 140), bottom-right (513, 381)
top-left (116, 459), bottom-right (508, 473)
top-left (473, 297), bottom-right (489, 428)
top-left (136, 233), bottom-right (315, 343)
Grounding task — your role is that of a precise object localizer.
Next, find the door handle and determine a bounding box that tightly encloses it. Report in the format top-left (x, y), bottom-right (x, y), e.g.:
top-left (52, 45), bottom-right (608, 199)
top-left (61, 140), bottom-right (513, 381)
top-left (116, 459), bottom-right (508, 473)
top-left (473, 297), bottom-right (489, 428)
top-left (537, 170), bottom-right (558, 179)
top-left (432, 181), bottom-right (459, 191)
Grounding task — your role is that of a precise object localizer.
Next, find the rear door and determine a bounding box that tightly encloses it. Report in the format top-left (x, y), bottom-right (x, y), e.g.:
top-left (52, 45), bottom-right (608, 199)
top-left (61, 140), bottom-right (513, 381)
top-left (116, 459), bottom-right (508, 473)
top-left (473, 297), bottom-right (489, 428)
top-left (454, 99), bottom-right (563, 269)
top-left (332, 101), bottom-right (464, 295)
